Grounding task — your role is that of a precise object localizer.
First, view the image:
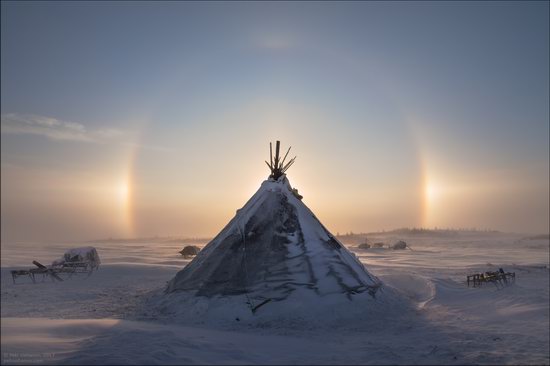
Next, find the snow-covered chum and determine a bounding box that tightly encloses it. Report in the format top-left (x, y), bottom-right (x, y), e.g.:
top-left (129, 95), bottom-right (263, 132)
top-left (161, 141), bottom-right (389, 322)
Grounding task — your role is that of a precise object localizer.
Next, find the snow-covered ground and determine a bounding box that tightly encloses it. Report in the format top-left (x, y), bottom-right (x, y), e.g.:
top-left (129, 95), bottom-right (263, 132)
top-left (1, 232), bottom-right (549, 365)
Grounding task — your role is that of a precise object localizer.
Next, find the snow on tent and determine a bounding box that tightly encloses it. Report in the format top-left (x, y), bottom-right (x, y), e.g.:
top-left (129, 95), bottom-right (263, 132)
top-left (161, 142), bottom-right (393, 324)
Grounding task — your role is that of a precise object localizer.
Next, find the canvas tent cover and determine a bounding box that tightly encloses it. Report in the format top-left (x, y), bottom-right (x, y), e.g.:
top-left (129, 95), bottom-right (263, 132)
top-left (167, 176), bottom-right (380, 303)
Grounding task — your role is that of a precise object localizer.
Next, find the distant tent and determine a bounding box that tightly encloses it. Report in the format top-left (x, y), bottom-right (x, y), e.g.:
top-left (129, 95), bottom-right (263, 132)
top-left (179, 245), bottom-right (200, 257)
top-left (392, 241), bottom-right (407, 250)
top-left (166, 141), bottom-right (382, 314)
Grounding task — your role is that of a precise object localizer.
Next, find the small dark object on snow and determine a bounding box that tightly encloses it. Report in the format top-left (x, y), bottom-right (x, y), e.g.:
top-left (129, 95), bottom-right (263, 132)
top-left (358, 243), bottom-right (371, 249)
top-left (392, 240), bottom-right (407, 250)
top-left (179, 245), bottom-right (200, 257)
top-left (467, 267), bottom-right (515, 288)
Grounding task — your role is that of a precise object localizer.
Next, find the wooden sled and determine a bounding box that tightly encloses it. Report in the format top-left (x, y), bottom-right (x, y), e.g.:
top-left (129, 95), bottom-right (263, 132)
top-left (467, 268), bottom-right (515, 289)
top-left (11, 259), bottom-right (99, 284)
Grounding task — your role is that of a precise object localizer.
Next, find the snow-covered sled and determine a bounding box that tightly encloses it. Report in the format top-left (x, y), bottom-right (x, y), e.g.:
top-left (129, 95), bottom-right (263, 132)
top-left (11, 247), bottom-right (101, 284)
top-left (467, 268), bottom-right (515, 289)
top-left (51, 247), bottom-right (101, 274)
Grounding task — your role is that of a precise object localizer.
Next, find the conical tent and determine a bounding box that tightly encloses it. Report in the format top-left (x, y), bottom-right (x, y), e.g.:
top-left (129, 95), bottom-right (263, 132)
top-left (166, 142), bottom-right (381, 313)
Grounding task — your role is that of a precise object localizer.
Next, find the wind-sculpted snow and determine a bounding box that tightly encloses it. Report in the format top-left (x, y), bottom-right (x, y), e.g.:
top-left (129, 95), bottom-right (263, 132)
top-left (166, 177), bottom-right (381, 307)
top-left (2, 232), bottom-right (548, 364)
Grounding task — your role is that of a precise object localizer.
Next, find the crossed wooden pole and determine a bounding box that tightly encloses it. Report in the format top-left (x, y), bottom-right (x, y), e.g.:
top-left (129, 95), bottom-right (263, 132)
top-left (265, 141), bottom-right (296, 180)
top-left (32, 261), bottom-right (64, 282)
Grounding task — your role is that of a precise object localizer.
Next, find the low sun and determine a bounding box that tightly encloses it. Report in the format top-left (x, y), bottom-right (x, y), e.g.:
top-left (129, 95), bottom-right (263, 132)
top-left (426, 182), bottom-right (438, 203)
top-left (117, 180), bottom-right (129, 205)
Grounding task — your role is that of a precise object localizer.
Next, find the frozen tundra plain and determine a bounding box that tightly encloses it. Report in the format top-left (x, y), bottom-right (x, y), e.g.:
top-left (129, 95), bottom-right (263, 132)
top-left (1, 231), bottom-right (548, 365)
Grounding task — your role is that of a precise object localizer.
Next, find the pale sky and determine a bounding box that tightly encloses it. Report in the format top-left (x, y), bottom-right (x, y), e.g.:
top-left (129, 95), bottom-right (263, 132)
top-left (1, 1), bottom-right (549, 242)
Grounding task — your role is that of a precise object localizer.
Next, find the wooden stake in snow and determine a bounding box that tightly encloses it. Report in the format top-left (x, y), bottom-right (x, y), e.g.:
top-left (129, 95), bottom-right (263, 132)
top-left (268, 140), bottom-right (296, 180)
